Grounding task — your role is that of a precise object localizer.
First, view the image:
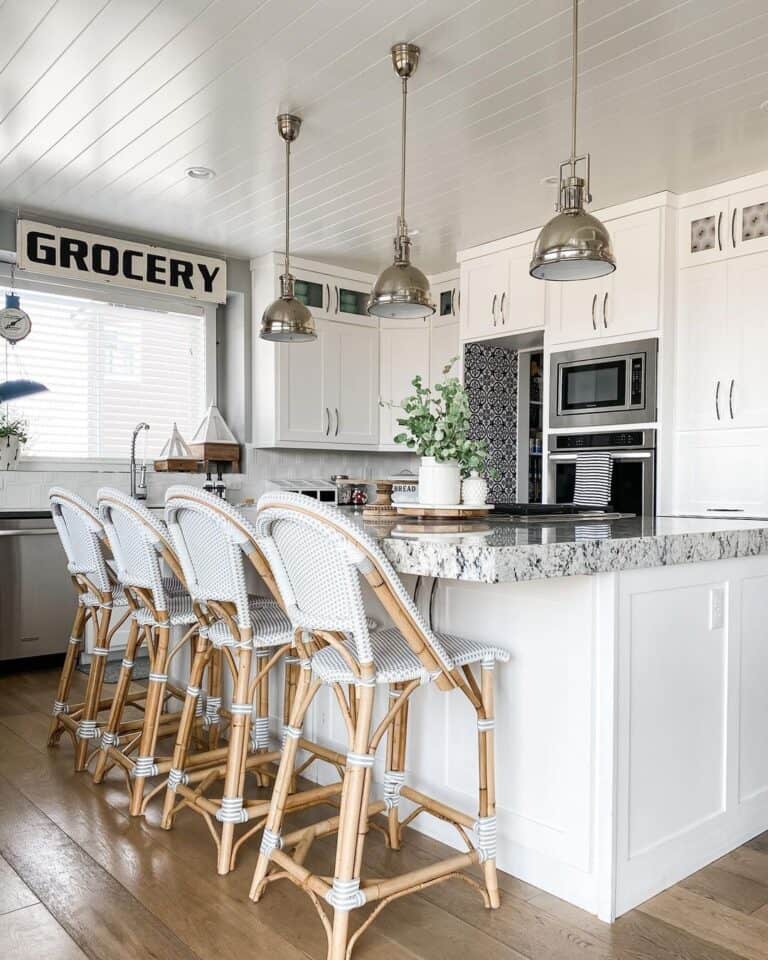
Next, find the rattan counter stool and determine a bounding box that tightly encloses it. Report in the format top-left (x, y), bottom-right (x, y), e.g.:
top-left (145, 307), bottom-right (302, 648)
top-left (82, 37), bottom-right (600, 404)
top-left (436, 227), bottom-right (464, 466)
top-left (48, 487), bottom-right (134, 771)
top-left (92, 488), bottom-right (228, 816)
top-left (163, 486), bottom-right (354, 876)
top-left (248, 493), bottom-right (510, 960)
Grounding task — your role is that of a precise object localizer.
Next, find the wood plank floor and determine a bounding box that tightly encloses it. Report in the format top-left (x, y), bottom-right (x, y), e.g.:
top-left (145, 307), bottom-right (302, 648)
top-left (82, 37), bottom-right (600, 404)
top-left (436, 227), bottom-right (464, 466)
top-left (2, 665), bottom-right (768, 960)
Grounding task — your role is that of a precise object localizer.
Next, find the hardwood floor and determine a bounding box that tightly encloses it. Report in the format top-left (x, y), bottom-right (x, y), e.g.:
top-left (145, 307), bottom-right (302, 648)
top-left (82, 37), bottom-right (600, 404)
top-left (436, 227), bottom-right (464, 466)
top-left (1, 665), bottom-right (768, 960)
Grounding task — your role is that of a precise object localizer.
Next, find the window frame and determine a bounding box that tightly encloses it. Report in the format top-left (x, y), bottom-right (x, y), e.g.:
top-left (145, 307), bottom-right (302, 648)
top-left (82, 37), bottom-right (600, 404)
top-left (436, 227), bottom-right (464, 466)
top-left (0, 262), bottom-right (218, 470)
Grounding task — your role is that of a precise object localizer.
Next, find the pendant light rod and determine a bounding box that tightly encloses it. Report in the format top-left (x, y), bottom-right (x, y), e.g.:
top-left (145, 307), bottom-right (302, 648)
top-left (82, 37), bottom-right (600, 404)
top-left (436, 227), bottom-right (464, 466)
top-left (284, 136), bottom-right (291, 276)
top-left (400, 76), bottom-right (407, 231)
top-left (569, 0), bottom-right (578, 168)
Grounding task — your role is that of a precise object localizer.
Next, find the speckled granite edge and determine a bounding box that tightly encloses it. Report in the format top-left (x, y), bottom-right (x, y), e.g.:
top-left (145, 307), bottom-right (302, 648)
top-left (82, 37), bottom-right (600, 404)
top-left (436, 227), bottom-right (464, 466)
top-left (379, 527), bottom-right (768, 584)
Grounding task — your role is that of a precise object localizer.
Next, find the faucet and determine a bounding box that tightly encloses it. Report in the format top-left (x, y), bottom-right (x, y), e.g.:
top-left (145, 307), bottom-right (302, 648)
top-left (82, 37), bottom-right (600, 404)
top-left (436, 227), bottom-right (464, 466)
top-left (131, 422), bottom-right (150, 499)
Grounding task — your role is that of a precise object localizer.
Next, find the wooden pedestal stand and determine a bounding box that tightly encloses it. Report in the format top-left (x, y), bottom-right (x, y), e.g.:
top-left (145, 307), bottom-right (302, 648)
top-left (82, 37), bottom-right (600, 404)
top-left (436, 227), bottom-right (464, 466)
top-left (361, 480), bottom-right (397, 519)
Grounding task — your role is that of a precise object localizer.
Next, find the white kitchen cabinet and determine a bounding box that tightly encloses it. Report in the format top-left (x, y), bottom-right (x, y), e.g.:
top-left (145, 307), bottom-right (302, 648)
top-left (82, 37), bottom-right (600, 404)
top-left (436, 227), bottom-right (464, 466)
top-left (276, 319), bottom-right (332, 443)
top-left (329, 320), bottom-right (379, 445)
top-left (676, 251), bottom-right (768, 432)
top-left (679, 187), bottom-right (768, 268)
top-left (431, 273), bottom-right (459, 322)
top-left (460, 251), bottom-right (507, 340)
top-left (459, 244), bottom-right (545, 342)
top-left (430, 315), bottom-right (459, 386)
top-left (379, 319), bottom-right (430, 447)
top-left (675, 429), bottom-right (768, 517)
top-left (547, 208), bottom-right (662, 345)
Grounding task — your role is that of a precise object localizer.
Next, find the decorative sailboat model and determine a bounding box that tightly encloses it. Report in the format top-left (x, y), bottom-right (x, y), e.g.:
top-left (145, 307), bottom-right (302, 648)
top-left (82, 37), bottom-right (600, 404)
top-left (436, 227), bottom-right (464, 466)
top-left (153, 421), bottom-right (199, 472)
top-left (188, 403), bottom-right (239, 470)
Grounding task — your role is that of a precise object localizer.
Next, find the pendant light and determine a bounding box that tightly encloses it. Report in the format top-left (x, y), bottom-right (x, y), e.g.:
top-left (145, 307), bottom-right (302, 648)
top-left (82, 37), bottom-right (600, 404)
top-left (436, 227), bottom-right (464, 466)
top-left (260, 114), bottom-right (316, 342)
top-left (530, 0), bottom-right (615, 281)
top-left (368, 43), bottom-right (434, 319)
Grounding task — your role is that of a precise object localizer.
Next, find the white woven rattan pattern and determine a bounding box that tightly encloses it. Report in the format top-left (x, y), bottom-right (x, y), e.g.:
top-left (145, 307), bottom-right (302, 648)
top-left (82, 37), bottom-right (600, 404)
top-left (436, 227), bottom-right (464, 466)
top-left (134, 589), bottom-right (197, 627)
top-left (255, 493), bottom-right (455, 673)
top-left (49, 487), bottom-right (113, 593)
top-left (207, 597), bottom-right (293, 648)
top-left (165, 486), bottom-right (263, 629)
top-left (311, 627), bottom-right (510, 685)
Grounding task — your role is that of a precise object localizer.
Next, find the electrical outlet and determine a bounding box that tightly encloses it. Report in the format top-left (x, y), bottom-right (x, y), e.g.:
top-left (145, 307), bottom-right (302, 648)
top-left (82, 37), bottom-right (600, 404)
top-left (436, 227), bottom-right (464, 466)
top-left (709, 586), bottom-right (725, 630)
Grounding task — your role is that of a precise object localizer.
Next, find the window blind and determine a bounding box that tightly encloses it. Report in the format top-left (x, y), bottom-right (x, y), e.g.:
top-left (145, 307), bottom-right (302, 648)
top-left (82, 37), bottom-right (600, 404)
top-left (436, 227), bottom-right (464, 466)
top-left (1, 285), bottom-right (207, 459)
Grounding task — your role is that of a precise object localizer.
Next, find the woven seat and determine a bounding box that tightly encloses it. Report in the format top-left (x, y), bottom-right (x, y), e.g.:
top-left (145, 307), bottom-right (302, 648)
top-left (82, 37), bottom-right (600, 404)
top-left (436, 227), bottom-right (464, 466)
top-left (312, 627), bottom-right (510, 685)
top-left (208, 597), bottom-right (293, 648)
top-left (134, 587), bottom-right (197, 627)
top-left (79, 584), bottom-right (128, 608)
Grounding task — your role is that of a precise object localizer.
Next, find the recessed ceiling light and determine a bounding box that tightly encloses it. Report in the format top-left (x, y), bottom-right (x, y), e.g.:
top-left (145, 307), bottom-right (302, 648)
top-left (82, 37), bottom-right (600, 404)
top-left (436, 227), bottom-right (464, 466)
top-left (186, 166), bottom-right (216, 180)
top-left (540, 175), bottom-right (559, 185)
top-left (760, 99), bottom-right (768, 112)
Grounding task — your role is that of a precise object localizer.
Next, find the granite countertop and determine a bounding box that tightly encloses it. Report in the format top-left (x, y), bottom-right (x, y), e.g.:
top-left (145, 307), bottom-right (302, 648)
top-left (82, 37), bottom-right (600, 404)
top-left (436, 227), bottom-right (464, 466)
top-left (345, 510), bottom-right (768, 584)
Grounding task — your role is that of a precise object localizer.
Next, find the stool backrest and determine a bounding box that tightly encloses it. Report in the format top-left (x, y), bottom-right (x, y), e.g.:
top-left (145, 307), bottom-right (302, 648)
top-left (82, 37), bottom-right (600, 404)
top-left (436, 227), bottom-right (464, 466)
top-left (97, 488), bottom-right (183, 613)
top-left (254, 492), bottom-right (454, 680)
top-left (49, 487), bottom-right (113, 594)
top-left (164, 486), bottom-right (258, 629)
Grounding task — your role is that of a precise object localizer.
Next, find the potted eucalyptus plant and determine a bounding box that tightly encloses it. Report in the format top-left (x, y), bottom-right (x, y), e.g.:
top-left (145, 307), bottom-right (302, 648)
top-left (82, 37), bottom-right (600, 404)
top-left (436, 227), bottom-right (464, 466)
top-left (392, 362), bottom-right (492, 505)
top-left (0, 412), bottom-right (28, 471)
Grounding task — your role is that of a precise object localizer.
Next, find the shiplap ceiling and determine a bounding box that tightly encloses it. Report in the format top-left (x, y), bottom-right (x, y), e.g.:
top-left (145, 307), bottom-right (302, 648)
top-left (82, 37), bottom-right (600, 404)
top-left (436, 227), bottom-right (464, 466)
top-left (1, 0), bottom-right (767, 274)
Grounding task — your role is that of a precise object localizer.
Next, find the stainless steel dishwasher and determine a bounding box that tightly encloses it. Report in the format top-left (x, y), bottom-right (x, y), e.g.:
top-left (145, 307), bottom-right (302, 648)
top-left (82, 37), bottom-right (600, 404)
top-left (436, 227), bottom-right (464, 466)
top-left (0, 512), bottom-right (74, 662)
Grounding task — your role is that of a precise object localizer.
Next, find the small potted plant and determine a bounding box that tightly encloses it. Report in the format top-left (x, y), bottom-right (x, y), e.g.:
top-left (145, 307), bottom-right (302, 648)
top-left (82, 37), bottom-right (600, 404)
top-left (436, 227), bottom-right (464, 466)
top-left (391, 361), bottom-right (492, 505)
top-left (0, 412), bottom-right (28, 471)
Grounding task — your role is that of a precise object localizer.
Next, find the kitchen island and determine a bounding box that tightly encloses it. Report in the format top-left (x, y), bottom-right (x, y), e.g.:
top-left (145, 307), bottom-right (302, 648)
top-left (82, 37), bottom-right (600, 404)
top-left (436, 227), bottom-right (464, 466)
top-left (301, 510), bottom-right (768, 922)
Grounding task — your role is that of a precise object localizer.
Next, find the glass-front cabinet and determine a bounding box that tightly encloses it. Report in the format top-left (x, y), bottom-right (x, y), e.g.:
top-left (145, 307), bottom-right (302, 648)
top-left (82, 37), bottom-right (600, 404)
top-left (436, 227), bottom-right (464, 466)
top-left (290, 267), bottom-right (334, 319)
top-left (679, 187), bottom-right (768, 267)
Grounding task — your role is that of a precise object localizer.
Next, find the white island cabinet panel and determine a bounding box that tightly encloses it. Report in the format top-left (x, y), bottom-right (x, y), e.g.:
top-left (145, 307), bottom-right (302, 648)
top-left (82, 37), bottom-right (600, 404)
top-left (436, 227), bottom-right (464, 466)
top-left (738, 574), bottom-right (768, 805)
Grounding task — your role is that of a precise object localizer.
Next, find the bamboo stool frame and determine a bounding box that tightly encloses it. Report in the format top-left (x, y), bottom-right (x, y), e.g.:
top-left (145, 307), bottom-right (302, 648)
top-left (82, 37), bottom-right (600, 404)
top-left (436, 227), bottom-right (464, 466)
top-left (92, 492), bottom-right (226, 817)
top-left (248, 498), bottom-right (502, 960)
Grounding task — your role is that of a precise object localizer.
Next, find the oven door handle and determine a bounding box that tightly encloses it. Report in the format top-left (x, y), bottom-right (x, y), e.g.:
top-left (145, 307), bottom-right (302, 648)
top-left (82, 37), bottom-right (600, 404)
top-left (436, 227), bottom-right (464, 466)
top-left (548, 451), bottom-right (652, 462)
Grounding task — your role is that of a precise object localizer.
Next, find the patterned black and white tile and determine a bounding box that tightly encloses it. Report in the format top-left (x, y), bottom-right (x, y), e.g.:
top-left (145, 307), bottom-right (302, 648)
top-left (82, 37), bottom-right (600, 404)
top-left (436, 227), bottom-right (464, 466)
top-left (463, 341), bottom-right (518, 502)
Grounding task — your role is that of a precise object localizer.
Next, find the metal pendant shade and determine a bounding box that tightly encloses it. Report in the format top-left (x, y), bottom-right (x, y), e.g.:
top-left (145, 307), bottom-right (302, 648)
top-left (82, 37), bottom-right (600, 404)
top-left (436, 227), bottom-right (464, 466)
top-left (260, 114), bottom-right (316, 342)
top-left (530, 0), bottom-right (615, 281)
top-left (368, 43), bottom-right (434, 319)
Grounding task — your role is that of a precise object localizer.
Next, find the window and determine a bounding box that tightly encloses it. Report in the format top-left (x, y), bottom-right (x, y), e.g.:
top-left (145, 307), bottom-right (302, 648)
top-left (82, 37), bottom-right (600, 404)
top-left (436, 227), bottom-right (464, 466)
top-left (1, 284), bottom-right (209, 460)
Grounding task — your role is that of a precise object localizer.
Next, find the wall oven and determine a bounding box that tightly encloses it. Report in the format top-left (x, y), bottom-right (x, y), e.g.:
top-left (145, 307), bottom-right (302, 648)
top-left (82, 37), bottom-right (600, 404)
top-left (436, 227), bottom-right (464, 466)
top-left (550, 338), bottom-right (658, 428)
top-left (548, 430), bottom-right (656, 516)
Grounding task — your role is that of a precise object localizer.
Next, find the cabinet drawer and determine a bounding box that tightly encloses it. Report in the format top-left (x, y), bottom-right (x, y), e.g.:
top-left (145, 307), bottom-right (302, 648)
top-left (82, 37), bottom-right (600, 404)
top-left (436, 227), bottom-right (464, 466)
top-left (675, 430), bottom-right (768, 517)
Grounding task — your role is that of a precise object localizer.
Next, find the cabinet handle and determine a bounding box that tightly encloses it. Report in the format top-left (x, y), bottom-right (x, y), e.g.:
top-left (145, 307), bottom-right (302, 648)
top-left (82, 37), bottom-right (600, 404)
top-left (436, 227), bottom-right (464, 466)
top-left (729, 378), bottom-right (734, 419)
top-left (324, 407), bottom-right (330, 436)
top-left (325, 283), bottom-right (330, 312)
top-left (715, 379), bottom-right (721, 421)
top-left (717, 211), bottom-right (722, 251)
top-left (706, 507), bottom-right (744, 512)
top-left (334, 407), bottom-right (339, 437)
top-left (499, 291), bottom-right (506, 325)
top-left (334, 286), bottom-right (339, 314)
top-left (491, 293), bottom-right (497, 327)
top-left (731, 208), bottom-right (737, 248)
top-left (591, 293), bottom-right (597, 331)
top-left (602, 291), bottom-right (608, 328)
top-left (451, 288), bottom-right (456, 316)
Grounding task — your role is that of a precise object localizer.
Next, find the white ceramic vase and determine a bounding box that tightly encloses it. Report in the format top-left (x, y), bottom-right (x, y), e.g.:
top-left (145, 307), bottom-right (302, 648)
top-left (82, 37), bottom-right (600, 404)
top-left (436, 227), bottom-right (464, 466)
top-left (461, 470), bottom-right (488, 506)
top-left (0, 435), bottom-right (21, 471)
top-left (418, 457), bottom-right (461, 506)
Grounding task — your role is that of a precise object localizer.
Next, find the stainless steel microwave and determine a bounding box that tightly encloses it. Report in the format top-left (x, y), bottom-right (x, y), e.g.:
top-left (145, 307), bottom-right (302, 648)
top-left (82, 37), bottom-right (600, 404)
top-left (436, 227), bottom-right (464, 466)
top-left (549, 338), bottom-right (658, 428)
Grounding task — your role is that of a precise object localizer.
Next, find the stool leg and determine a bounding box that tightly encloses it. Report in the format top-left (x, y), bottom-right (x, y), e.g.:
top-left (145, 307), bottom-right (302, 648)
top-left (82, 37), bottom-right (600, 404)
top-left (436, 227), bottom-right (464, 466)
top-left (48, 603), bottom-right (87, 746)
top-left (92, 618), bottom-right (140, 783)
top-left (282, 655), bottom-right (300, 794)
top-left (327, 682), bottom-right (376, 960)
top-left (74, 601), bottom-right (112, 772)
top-left (253, 650), bottom-right (270, 787)
top-left (206, 646), bottom-right (223, 750)
top-left (384, 681), bottom-right (409, 850)
top-left (161, 633), bottom-right (210, 829)
top-left (129, 622), bottom-right (170, 816)
top-left (250, 663), bottom-right (316, 900)
top-left (217, 645), bottom-right (253, 876)
top-left (479, 661), bottom-right (500, 910)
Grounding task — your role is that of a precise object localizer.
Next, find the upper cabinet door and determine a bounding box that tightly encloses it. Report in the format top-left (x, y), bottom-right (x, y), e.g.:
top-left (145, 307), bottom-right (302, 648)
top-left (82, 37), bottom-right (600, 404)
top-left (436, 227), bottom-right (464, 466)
top-left (546, 277), bottom-right (603, 345)
top-left (676, 261), bottom-right (728, 431)
top-left (329, 321), bottom-right (379, 445)
top-left (601, 208), bottom-right (661, 338)
top-left (679, 198), bottom-right (729, 268)
top-left (277, 320), bottom-right (332, 443)
top-left (459, 252), bottom-right (508, 340)
top-left (728, 187), bottom-right (768, 259)
top-left (330, 277), bottom-right (374, 323)
top-left (503, 244), bottom-right (546, 333)
top-left (430, 316), bottom-right (460, 387)
top-left (725, 252), bottom-right (768, 427)
top-left (291, 267), bottom-right (335, 320)
top-left (380, 319), bottom-right (430, 446)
